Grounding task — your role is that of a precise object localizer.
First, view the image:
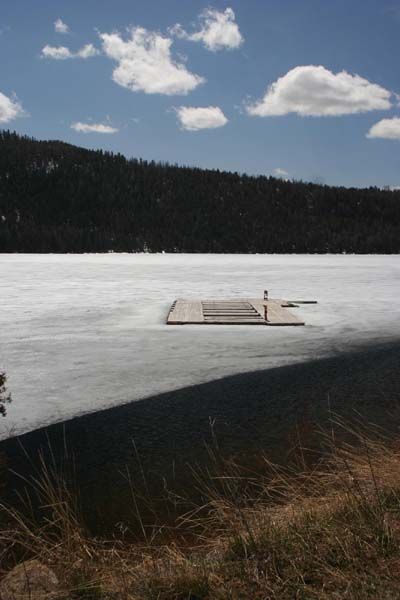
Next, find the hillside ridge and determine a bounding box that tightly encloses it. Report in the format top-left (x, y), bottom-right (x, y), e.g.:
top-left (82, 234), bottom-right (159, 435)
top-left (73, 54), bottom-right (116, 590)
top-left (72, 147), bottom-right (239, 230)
top-left (1, 130), bottom-right (399, 253)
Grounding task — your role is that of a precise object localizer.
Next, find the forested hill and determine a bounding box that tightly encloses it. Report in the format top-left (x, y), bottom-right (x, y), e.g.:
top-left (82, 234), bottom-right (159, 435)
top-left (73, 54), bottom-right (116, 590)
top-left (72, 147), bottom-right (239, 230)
top-left (0, 130), bottom-right (399, 253)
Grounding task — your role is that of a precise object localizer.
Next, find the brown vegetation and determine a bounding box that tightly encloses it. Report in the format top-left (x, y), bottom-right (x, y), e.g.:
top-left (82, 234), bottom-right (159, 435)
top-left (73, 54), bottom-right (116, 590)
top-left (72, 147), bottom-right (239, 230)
top-left (2, 420), bottom-right (400, 599)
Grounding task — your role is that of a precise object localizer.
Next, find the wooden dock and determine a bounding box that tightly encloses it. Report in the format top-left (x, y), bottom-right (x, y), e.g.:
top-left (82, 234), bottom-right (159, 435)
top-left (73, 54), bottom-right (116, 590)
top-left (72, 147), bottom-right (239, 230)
top-left (167, 298), bottom-right (305, 326)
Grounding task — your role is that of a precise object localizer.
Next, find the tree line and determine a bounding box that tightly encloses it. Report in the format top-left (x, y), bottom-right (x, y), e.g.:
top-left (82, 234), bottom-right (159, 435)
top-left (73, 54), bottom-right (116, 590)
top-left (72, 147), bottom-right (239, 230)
top-left (0, 129), bottom-right (399, 253)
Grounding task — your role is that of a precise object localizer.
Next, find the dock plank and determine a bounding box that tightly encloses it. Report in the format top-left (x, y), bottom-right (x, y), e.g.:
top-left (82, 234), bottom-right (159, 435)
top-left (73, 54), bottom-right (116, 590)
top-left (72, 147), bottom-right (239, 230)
top-left (250, 299), bottom-right (305, 326)
top-left (167, 299), bottom-right (204, 324)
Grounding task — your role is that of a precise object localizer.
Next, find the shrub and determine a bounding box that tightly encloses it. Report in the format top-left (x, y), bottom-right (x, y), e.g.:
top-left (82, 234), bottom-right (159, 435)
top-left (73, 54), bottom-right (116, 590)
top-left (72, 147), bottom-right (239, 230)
top-left (0, 372), bottom-right (11, 417)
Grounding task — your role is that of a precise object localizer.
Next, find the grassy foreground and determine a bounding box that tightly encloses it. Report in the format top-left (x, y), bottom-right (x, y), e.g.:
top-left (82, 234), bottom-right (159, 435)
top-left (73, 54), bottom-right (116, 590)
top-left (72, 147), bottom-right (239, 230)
top-left (2, 420), bottom-right (400, 599)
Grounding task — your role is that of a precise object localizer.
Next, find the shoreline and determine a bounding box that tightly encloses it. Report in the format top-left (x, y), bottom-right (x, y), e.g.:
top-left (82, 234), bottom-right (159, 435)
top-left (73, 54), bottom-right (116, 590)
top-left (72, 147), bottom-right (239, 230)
top-left (1, 340), bottom-right (400, 531)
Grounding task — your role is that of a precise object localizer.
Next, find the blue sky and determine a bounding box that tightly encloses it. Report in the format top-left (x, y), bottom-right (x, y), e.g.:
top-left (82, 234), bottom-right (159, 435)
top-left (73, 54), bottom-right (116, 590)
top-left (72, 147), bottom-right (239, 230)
top-left (1, 0), bottom-right (400, 187)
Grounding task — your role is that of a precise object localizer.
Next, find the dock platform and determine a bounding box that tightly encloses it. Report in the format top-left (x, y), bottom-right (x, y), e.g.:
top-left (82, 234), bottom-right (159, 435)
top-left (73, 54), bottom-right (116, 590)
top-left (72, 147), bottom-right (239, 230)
top-left (167, 298), bottom-right (305, 326)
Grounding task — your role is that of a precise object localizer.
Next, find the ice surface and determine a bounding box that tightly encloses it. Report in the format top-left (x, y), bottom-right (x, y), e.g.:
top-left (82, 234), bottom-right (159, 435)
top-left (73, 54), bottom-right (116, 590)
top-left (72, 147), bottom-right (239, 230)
top-left (0, 253), bottom-right (399, 439)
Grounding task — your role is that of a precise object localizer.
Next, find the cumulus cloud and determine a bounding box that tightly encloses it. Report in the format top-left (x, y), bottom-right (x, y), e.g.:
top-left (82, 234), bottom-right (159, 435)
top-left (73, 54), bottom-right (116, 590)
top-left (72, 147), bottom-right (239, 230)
top-left (175, 106), bottom-right (228, 131)
top-left (367, 117), bottom-right (400, 140)
top-left (71, 122), bottom-right (118, 134)
top-left (54, 18), bottom-right (69, 34)
top-left (41, 43), bottom-right (99, 60)
top-left (76, 44), bottom-right (99, 58)
top-left (41, 45), bottom-right (73, 59)
top-left (247, 65), bottom-right (392, 117)
top-left (0, 91), bottom-right (24, 123)
top-left (171, 7), bottom-right (243, 51)
top-left (99, 27), bottom-right (204, 95)
top-left (273, 168), bottom-right (289, 179)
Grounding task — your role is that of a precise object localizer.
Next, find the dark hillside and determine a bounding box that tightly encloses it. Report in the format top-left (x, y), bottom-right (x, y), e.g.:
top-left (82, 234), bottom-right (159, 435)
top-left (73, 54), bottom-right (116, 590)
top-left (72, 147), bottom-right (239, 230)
top-left (1, 130), bottom-right (399, 253)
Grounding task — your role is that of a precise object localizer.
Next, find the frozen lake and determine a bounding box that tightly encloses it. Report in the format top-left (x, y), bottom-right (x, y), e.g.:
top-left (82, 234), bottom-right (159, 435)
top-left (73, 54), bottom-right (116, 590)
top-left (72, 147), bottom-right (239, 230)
top-left (0, 253), bottom-right (399, 439)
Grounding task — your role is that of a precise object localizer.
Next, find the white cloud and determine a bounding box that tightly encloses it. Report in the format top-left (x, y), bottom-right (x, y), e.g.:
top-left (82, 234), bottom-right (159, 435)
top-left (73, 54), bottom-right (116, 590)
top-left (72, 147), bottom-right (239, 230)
top-left (76, 44), bottom-right (99, 58)
top-left (247, 65), bottom-right (392, 117)
top-left (171, 7), bottom-right (243, 51)
top-left (71, 122), bottom-right (119, 134)
top-left (175, 106), bottom-right (228, 131)
top-left (0, 91), bottom-right (24, 123)
top-left (54, 18), bottom-right (69, 34)
top-left (273, 168), bottom-right (289, 179)
top-left (41, 45), bottom-right (73, 59)
top-left (367, 117), bottom-right (400, 140)
top-left (99, 27), bottom-right (204, 95)
top-left (41, 43), bottom-right (99, 60)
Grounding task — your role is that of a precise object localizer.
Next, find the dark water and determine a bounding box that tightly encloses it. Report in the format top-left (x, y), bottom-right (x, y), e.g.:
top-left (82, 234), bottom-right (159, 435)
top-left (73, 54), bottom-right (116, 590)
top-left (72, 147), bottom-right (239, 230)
top-left (1, 341), bottom-right (400, 534)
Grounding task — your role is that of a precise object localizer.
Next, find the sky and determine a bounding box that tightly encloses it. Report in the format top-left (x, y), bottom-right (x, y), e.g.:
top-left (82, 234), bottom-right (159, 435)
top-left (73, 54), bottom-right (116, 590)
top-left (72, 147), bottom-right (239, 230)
top-left (1, 0), bottom-right (400, 188)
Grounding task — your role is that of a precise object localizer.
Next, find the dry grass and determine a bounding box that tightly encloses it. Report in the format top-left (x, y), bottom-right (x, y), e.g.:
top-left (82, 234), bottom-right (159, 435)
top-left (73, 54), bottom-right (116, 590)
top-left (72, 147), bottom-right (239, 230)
top-left (2, 419), bottom-right (400, 599)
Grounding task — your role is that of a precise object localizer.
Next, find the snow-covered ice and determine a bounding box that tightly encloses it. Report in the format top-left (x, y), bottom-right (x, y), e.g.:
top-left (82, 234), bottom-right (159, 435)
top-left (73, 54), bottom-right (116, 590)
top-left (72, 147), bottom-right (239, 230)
top-left (0, 253), bottom-right (399, 439)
